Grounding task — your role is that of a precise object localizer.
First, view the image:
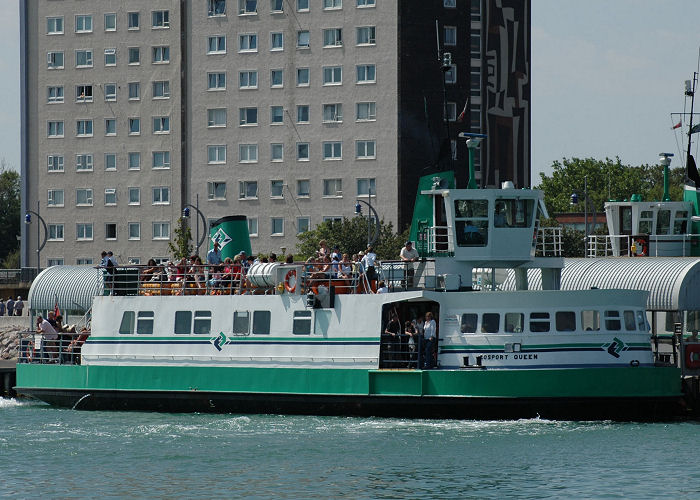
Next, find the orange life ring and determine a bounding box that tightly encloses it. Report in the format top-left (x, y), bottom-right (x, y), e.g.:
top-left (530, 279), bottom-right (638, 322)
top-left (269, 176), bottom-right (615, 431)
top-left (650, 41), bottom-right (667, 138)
top-left (284, 269), bottom-right (297, 293)
top-left (633, 237), bottom-right (648, 257)
top-left (686, 343), bottom-right (700, 370)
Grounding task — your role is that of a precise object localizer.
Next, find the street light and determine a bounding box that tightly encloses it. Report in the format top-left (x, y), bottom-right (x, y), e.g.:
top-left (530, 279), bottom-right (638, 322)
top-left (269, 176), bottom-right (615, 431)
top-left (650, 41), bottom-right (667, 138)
top-left (182, 194), bottom-right (207, 254)
top-left (570, 176), bottom-right (597, 257)
top-left (354, 185), bottom-right (380, 247)
top-left (24, 202), bottom-right (48, 273)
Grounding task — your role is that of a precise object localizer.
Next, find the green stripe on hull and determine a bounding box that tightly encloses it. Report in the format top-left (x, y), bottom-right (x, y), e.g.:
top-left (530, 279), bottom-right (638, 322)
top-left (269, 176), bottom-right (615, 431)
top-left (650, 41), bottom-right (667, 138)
top-left (17, 365), bottom-right (681, 399)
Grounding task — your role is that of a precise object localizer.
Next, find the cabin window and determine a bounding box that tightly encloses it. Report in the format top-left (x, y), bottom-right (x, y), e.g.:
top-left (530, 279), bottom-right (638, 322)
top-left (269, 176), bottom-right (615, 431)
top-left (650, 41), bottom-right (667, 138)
top-left (119, 311), bottom-right (135, 334)
top-left (460, 313), bottom-right (477, 333)
top-left (293, 310), bottom-right (312, 334)
top-left (252, 311), bottom-right (271, 334)
top-left (621, 207), bottom-right (632, 233)
top-left (454, 200), bottom-right (488, 247)
top-left (315, 310), bottom-right (331, 334)
top-left (674, 211), bottom-right (688, 234)
top-left (638, 210), bottom-right (653, 234)
top-left (656, 210), bottom-right (671, 235)
top-left (137, 311), bottom-right (154, 334)
top-left (494, 199), bottom-right (534, 228)
top-left (555, 311), bottom-right (576, 332)
top-left (481, 313), bottom-right (499, 333)
top-left (604, 310), bottom-right (621, 331)
top-left (637, 311), bottom-right (648, 331)
top-left (529, 312), bottom-right (550, 332)
top-left (194, 310), bottom-right (212, 334)
top-left (624, 310), bottom-right (636, 331)
top-left (504, 313), bottom-right (524, 332)
top-left (232, 311), bottom-right (249, 334)
top-left (174, 311), bottom-right (192, 334)
top-left (581, 310), bottom-right (600, 331)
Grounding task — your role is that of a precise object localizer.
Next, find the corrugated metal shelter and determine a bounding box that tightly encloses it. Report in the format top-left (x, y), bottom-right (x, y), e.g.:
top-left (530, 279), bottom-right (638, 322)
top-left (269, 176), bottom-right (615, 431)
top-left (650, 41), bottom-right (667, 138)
top-left (28, 266), bottom-right (103, 314)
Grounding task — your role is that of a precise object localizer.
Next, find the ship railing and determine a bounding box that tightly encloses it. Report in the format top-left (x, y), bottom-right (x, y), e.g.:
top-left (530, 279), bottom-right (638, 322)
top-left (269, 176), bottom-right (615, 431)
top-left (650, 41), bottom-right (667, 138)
top-left (379, 333), bottom-right (421, 369)
top-left (300, 261), bottom-right (374, 294)
top-left (535, 227), bottom-right (563, 256)
top-left (17, 330), bottom-right (90, 365)
top-left (426, 226), bottom-right (455, 254)
top-left (377, 260), bottom-right (437, 291)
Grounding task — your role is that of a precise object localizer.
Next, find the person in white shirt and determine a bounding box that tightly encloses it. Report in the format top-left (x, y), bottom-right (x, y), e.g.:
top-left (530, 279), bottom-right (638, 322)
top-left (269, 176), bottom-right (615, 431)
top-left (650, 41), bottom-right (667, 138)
top-left (399, 241), bottom-right (419, 287)
top-left (422, 311), bottom-right (437, 369)
top-left (377, 280), bottom-right (388, 293)
top-left (361, 246), bottom-right (377, 282)
top-left (37, 314), bottom-right (59, 359)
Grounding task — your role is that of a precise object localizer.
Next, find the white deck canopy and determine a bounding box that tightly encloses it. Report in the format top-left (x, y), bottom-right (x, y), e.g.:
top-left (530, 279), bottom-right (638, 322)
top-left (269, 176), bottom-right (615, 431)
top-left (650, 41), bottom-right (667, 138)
top-left (28, 265), bottom-right (103, 314)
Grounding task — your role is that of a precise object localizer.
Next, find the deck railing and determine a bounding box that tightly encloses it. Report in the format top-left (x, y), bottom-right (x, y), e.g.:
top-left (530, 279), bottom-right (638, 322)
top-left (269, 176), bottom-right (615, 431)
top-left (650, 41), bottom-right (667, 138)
top-left (18, 330), bottom-right (90, 365)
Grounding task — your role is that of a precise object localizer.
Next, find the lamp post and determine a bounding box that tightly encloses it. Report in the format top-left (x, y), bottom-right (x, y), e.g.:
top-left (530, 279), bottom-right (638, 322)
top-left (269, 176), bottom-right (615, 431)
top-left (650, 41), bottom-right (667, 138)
top-left (182, 194), bottom-right (207, 255)
top-left (570, 176), bottom-right (597, 257)
top-left (354, 185), bottom-right (380, 248)
top-left (24, 201), bottom-right (48, 273)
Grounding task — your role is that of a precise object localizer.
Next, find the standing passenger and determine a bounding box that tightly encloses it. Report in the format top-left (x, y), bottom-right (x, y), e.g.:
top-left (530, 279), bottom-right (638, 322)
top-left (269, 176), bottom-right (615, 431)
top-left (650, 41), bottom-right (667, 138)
top-left (422, 312), bottom-right (437, 369)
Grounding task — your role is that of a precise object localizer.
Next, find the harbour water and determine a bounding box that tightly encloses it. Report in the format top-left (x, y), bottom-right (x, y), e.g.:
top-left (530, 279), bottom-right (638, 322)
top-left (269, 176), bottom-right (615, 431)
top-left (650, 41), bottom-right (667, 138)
top-left (2, 398), bottom-right (700, 499)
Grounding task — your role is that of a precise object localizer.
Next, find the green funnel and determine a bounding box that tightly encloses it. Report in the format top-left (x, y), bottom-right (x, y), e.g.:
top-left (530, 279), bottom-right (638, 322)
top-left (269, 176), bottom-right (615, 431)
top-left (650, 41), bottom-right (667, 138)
top-left (209, 215), bottom-right (252, 260)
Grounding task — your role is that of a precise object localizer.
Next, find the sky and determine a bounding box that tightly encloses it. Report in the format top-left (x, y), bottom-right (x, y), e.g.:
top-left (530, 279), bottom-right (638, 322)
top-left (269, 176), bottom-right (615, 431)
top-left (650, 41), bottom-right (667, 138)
top-left (1, 1), bottom-right (700, 185)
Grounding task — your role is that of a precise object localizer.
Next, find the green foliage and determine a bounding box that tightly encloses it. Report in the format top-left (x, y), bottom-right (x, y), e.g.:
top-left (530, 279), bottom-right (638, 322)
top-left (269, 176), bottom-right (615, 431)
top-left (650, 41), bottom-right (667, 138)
top-left (540, 218), bottom-right (585, 257)
top-left (296, 217), bottom-right (409, 260)
top-left (168, 217), bottom-right (193, 260)
top-left (2, 248), bottom-right (19, 269)
top-left (0, 161), bottom-right (20, 264)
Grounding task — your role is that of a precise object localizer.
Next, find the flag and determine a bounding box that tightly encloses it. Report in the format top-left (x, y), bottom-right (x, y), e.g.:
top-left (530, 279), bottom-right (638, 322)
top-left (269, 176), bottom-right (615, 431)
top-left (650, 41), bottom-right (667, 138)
top-left (691, 123), bottom-right (700, 134)
top-left (672, 120), bottom-right (682, 130)
top-left (54, 294), bottom-right (60, 318)
top-left (457, 99), bottom-right (469, 123)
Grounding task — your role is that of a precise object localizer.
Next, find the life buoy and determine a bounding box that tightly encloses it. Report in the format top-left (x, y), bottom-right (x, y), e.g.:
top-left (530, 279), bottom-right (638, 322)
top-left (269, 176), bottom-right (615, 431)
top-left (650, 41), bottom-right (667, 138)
top-left (632, 237), bottom-right (647, 257)
top-left (685, 343), bottom-right (700, 370)
top-left (284, 269), bottom-right (297, 293)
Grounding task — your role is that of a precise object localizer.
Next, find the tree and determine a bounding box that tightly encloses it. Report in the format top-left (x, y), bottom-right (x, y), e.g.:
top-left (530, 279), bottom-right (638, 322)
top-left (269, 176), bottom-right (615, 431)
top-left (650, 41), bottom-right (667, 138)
top-left (296, 217), bottom-right (409, 260)
top-left (168, 217), bottom-right (193, 260)
top-left (0, 161), bottom-right (20, 265)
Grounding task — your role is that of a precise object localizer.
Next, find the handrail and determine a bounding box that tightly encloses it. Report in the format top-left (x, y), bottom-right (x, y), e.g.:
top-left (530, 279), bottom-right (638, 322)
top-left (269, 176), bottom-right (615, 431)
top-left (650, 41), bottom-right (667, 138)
top-left (18, 330), bottom-right (90, 365)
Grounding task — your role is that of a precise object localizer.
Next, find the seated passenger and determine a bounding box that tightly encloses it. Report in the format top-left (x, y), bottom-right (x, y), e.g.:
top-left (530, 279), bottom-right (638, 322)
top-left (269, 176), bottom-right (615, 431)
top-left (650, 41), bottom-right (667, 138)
top-left (494, 204), bottom-right (507, 227)
top-left (339, 254), bottom-right (353, 279)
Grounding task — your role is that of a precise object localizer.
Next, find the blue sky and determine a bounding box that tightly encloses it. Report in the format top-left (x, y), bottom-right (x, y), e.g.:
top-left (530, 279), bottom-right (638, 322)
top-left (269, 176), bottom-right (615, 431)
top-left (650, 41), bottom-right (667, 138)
top-left (1, 1), bottom-right (699, 185)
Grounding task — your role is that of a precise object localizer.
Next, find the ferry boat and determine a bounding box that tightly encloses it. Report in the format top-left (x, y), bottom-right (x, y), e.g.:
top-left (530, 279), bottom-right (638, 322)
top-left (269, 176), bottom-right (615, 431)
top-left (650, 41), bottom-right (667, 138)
top-left (15, 145), bottom-right (683, 420)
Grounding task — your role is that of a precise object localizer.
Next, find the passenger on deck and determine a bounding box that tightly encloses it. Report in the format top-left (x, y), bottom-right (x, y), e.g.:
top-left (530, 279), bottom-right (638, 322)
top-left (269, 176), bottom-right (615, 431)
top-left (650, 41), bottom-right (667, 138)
top-left (422, 311), bottom-right (437, 369)
top-left (207, 241), bottom-right (223, 266)
top-left (405, 320), bottom-right (417, 355)
top-left (269, 253), bottom-right (277, 263)
top-left (318, 240), bottom-right (330, 259)
top-left (339, 254), bottom-right (353, 279)
top-left (400, 241), bottom-right (419, 287)
top-left (141, 258), bottom-right (159, 281)
top-left (383, 313), bottom-right (401, 364)
top-left (361, 246), bottom-right (377, 282)
top-left (37, 314), bottom-right (59, 359)
top-left (377, 280), bottom-right (388, 293)
top-left (189, 255), bottom-right (206, 289)
top-left (285, 254), bottom-right (294, 264)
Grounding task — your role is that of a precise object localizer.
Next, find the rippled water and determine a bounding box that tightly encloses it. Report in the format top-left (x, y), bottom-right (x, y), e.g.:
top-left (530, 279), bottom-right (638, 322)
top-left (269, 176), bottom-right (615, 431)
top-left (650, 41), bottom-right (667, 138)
top-left (2, 398), bottom-right (700, 499)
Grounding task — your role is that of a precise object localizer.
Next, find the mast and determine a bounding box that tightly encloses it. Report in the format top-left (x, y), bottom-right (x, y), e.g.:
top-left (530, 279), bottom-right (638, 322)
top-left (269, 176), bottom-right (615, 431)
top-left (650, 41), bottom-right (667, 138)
top-left (685, 74), bottom-right (697, 183)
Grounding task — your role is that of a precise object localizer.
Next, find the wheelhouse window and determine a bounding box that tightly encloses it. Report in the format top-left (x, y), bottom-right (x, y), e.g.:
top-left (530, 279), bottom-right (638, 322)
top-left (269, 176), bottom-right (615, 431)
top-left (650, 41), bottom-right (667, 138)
top-left (454, 199), bottom-right (488, 247)
top-left (137, 311), bottom-right (154, 334)
top-left (604, 310), bottom-right (621, 331)
top-left (529, 312), bottom-right (550, 333)
top-left (494, 199), bottom-right (534, 228)
top-left (293, 310), bottom-right (312, 334)
top-left (624, 310), bottom-right (636, 331)
top-left (656, 209), bottom-right (671, 235)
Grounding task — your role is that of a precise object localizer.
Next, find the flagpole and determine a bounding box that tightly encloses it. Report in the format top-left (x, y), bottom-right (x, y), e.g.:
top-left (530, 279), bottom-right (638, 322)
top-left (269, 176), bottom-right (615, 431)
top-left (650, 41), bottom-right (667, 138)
top-left (686, 72), bottom-right (697, 181)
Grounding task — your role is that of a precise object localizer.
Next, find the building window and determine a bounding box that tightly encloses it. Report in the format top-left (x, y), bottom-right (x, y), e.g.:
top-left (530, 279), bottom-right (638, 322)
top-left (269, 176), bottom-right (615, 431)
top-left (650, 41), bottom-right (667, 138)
top-left (323, 66), bottom-right (342, 85)
top-left (105, 153), bottom-right (117, 171)
top-left (47, 51), bottom-right (64, 69)
top-left (128, 222), bottom-right (141, 240)
top-left (356, 140), bottom-right (376, 159)
top-left (76, 258), bottom-right (94, 265)
top-left (105, 118), bottom-right (116, 136)
top-left (322, 103), bottom-right (343, 123)
top-left (239, 144), bottom-right (259, 163)
top-left (323, 216), bottom-right (343, 224)
top-left (271, 218), bottom-right (284, 236)
top-left (356, 101), bottom-right (376, 121)
top-left (104, 83), bottom-right (117, 101)
top-left (323, 141), bottom-right (342, 160)
top-left (47, 17), bottom-right (64, 35)
top-left (239, 107), bottom-right (258, 126)
top-left (152, 187), bottom-right (170, 205)
top-left (128, 152), bottom-right (141, 170)
top-left (76, 154), bottom-right (93, 171)
top-left (239, 0), bottom-right (258, 15)
top-left (270, 69), bottom-right (283, 88)
top-left (444, 65), bottom-right (457, 84)
top-left (204, 106), bottom-right (226, 125)
top-left (152, 46), bottom-right (170, 63)
top-left (153, 81), bottom-right (170, 99)
top-left (239, 181), bottom-right (258, 199)
top-left (324, 0), bottom-right (342, 7)
top-left (271, 143), bottom-right (283, 161)
top-left (270, 180), bottom-right (284, 198)
top-left (444, 26), bottom-right (456, 46)
top-left (357, 178), bottom-right (376, 196)
top-left (104, 48), bottom-right (116, 66)
top-left (356, 64), bottom-right (376, 84)
top-left (48, 224), bottom-right (64, 241)
top-left (75, 15), bottom-right (93, 33)
top-left (356, 26), bottom-right (376, 45)
top-left (128, 47), bottom-right (140, 65)
top-left (128, 12), bottom-right (140, 29)
top-left (357, 0), bottom-right (375, 6)
top-left (297, 68), bottom-right (309, 86)
top-left (297, 142), bottom-right (310, 160)
top-left (128, 187), bottom-right (140, 205)
top-left (296, 105), bottom-right (309, 123)
top-left (444, 0), bottom-right (456, 7)
top-left (152, 151), bottom-right (170, 169)
top-left (323, 28), bottom-right (343, 47)
top-left (271, 0), bottom-right (284, 12)
top-left (297, 179), bottom-right (310, 197)
top-left (129, 117), bottom-right (141, 135)
top-left (76, 188), bottom-right (93, 206)
top-left (209, 0), bottom-right (227, 16)
top-left (208, 72), bottom-right (226, 90)
top-left (75, 84), bottom-right (93, 102)
top-left (104, 13), bottom-right (116, 31)
top-left (297, 30), bottom-right (310, 48)
top-left (153, 222), bottom-right (170, 240)
top-left (270, 106), bottom-right (284, 124)
top-left (271, 32), bottom-right (283, 50)
top-left (47, 86), bottom-right (64, 103)
top-left (239, 70), bottom-right (258, 89)
top-left (207, 36), bottom-right (226, 54)
top-left (208, 182), bottom-right (227, 200)
top-left (47, 155), bottom-right (64, 172)
top-left (47, 189), bottom-right (64, 207)
top-left (128, 82), bottom-right (140, 100)
top-left (247, 218), bottom-right (258, 237)
top-left (208, 145), bottom-right (227, 164)
top-left (323, 179), bottom-right (343, 197)
top-left (152, 10), bottom-right (169, 28)
top-left (297, 217), bottom-right (310, 234)
top-left (297, 0), bottom-right (309, 11)
top-left (75, 49), bottom-right (93, 68)
top-left (76, 223), bottom-right (93, 240)
top-left (153, 116), bottom-right (170, 134)
top-left (47, 121), bottom-right (64, 138)
top-left (76, 120), bottom-right (93, 137)
top-left (239, 33), bottom-right (258, 52)
top-left (105, 223), bottom-right (117, 240)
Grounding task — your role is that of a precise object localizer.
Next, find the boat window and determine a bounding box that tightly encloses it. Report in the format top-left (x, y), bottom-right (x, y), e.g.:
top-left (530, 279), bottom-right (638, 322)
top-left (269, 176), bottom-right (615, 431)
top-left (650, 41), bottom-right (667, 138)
top-left (656, 209), bottom-right (671, 235)
top-left (604, 310), bottom-right (621, 331)
top-left (252, 310), bottom-right (271, 334)
top-left (623, 310), bottom-right (636, 331)
top-left (637, 310), bottom-right (648, 331)
top-left (687, 311), bottom-right (700, 332)
top-left (314, 310), bottom-right (331, 335)
top-left (232, 311), bottom-right (249, 335)
top-left (293, 310), bottom-right (312, 334)
top-left (174, 311), bottom-right (192, 334)
top-left (454, 199), bottom-right (488, 247)
top-left (639, 210), bottom-right (653, 234)
top-left (504, 313), bottom-right (523, 332)
top-left (621, 207), bottom-right (632, 233)
top-left (581, 310), bottom-right (600, 331)
top-left (673, 211), bottom-right (688, 234)
top-left (460, 313), bottom-right (477, 333)
top-left (555, 311), bottom-right (576, 332)
top-left (119, 311), bottom-right (135, 334)
top-left (137, 311), bottom-right (154, 334)
top-left (495, 199), bottom-right (534, 228)
top-left (454, 199), bottom-right (488, 218)
top-left (194, 310), bottom-right (212, 334)
top-left (481, 313), bottom-right (499, 333)
top-left (529, 312), bottom-right (550, 332)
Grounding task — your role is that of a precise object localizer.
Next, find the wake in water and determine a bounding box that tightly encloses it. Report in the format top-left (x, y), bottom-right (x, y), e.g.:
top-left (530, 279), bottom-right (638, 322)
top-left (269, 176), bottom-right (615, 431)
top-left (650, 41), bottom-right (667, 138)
top-left (0, 397), bottom-right (39, 409)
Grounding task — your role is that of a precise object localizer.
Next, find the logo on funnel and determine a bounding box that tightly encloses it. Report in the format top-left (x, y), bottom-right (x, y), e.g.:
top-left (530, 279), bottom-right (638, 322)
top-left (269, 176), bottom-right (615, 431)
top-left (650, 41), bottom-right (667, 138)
top-left (211, 228), bottom-right (232, 249)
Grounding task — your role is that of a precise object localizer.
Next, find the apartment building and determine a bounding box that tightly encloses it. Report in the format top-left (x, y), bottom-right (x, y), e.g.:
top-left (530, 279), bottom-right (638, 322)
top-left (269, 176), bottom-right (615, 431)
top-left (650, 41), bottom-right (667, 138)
top-left (21, 0), bottom-right (529, 268)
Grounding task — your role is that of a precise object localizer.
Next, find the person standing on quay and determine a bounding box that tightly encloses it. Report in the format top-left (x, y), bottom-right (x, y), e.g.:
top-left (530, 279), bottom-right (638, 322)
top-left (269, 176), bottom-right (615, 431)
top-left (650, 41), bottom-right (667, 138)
top-left (0, 298), bottom-right (5, 317)
top-left (6, 297), bottom-right (14, 317)
top-left (14, 296), bottom-right (24, 316)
